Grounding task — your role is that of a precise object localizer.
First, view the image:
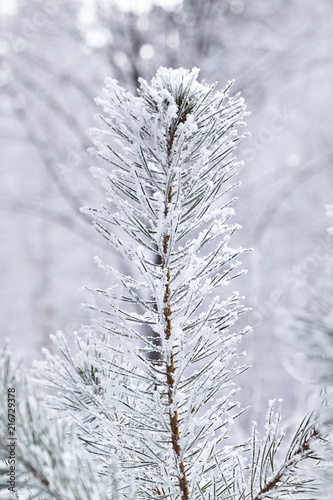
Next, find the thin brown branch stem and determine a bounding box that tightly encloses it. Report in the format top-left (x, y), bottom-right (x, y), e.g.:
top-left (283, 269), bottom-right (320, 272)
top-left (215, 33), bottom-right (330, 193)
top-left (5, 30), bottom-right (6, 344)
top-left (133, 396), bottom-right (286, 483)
top-left (161, 128), bottom-right (189, 500)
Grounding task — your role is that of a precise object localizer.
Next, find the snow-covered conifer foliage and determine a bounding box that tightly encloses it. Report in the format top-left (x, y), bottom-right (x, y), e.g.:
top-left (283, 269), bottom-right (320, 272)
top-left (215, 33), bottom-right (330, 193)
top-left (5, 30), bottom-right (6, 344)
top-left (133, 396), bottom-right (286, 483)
top-left (289, 200), bottom-right (333, 385)
top-left (66, 66), bottom-right (249, 498)
top-left (0, 68), bottom-right (326, 499)
top-left (288, 200), bottom-right (333, 493)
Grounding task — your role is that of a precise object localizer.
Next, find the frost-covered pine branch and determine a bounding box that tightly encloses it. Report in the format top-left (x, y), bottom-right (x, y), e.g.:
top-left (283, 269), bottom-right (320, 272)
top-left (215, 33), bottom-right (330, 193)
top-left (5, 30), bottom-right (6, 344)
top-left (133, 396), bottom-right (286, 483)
top-left (0, 67), bottom-right (327, 499)
top-left (288, 200), bottom-right (333, 388)
top-left (291, 200), bottom-right (333, 385)
top-left (0, 350), bottom-right (119, 500)
top-left (250, 401), bottom-right (323, 499)
top-left (288, 198), bottom-right (333, 493)
top-left (41, 66), bottom-right (250, 499)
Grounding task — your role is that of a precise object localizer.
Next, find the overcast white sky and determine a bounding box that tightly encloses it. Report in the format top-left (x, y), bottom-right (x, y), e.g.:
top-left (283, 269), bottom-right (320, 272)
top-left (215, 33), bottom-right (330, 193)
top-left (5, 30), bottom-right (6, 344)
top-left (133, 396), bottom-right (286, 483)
top-left (0, 0), bottom-right (181, 16)
top-left (115, 0), bottom-right (181, 13)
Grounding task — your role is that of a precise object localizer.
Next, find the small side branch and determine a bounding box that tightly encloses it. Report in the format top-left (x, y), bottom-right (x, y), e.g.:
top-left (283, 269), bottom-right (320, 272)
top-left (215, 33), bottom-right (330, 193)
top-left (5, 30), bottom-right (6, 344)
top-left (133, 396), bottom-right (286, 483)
top-left (253, 427), bottom-right (319, 500)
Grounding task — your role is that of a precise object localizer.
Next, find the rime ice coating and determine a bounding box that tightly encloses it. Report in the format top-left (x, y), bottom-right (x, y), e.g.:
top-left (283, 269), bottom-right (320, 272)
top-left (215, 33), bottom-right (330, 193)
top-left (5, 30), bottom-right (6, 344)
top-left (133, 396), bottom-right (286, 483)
top-left (23, 67), bottom-right (324, 499)
top-left (82, 66), bottom-right (250, 496)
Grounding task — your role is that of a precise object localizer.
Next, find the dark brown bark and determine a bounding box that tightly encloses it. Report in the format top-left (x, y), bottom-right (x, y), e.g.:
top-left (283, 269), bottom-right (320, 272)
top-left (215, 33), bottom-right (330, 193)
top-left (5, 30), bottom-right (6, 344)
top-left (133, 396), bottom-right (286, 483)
top-left (161, 130), bottom-right (189, 499)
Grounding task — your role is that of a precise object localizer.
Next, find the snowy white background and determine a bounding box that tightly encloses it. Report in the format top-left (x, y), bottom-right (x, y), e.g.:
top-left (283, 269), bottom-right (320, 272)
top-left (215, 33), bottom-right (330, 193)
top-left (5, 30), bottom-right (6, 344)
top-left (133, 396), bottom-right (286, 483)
top-left (0, 0), bottom-right (332, 432)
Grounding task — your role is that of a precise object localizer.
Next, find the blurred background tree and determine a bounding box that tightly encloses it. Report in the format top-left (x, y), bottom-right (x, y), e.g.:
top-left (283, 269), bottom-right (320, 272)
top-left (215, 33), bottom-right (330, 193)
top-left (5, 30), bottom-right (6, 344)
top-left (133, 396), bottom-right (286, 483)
top-left (0, 0), bottom-right (332, 430)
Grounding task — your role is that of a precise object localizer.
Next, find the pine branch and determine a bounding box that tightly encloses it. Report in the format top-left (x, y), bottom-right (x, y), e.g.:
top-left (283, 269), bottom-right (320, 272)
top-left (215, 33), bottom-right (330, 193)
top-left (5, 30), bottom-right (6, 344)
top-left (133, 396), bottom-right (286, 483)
top-left (253, 433), bottom-right (317, 500)
top-left (251, 406), bottom-right (322, 500)
top-left (23, 67), bottom-right (327, 499)
top-left (0, 351), bottom-right (115, 500)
